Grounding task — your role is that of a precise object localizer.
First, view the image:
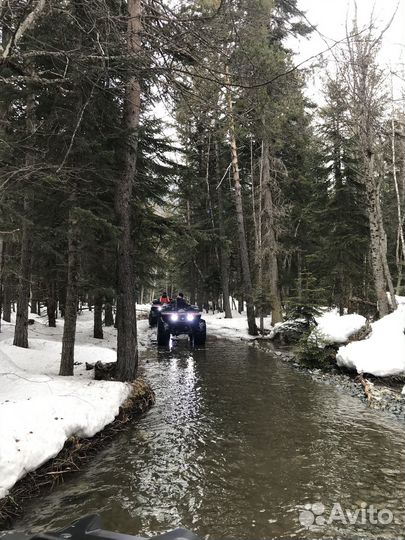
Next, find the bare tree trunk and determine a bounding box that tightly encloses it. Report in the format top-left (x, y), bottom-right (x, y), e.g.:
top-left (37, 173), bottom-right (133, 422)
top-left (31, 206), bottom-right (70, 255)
top-left (0, 235), bottom-right (4, 332)
top-left (3, 279), bottom-right (12, 322)
top-left (13, 196), bottom-right (33, 348)
top-left (226, 71), bottom-right (256, 335)
top-left (59, 207), bottom-right (80, 375)
top-left (342, 25), bottom-right (397, 317)
top-left (215, 140), bottom-right (232, 318)
top-left (14, 91), bottom-right (35, 348)
top-left (47, 280), bottom-right (57, 328)
top-left (104, 301), bottom-right (114, 326)
top-left (93, 294), bottom-right (103, 339)
top-left (261, 143), bottom-right (283, 324)
top-left (297, 251), bottom-right (302, 302)
top-left (114, 0), bottom-right (141, 381)
top-left (30, 285), bottom-right (38, 314)
top-left (257, 142), bottom-right (264, 333)
top-left (390, 85), bottom-right (405, 294)
top-left (2, 237), bottom-right (13, 323)
top-left (365, 179), bottom-right (391, 317)
top-left (251, 137), bottom-right (259, 255)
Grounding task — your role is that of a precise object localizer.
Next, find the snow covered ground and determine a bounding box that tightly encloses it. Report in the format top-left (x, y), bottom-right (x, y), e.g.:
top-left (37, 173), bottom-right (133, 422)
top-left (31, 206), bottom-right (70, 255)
top-left (0, 310), bottom-right (151, 499)
top-left (204, 310), bottom-right (272, 340)
top-left (336, 299), bottom-right (405, 377)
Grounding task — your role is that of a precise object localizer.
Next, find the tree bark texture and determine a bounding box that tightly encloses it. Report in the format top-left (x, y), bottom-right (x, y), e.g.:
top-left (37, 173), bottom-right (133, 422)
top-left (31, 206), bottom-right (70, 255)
top-left (226, 73), bottom-right (257, 335)
top-left (93, 294), bottom-right (103, 339)
top-left (261, 143), bottom-right (283, 324)
top-left (59, 208), bottom-right (80, 375)
top-left (114, 0), bottom-right (141, 381)
top-left (215, 140), bottom-right (232, 318)
top-left (13, 91), bottom-right (35, 348)
top-left (104, 301), bottom-right (114, 326)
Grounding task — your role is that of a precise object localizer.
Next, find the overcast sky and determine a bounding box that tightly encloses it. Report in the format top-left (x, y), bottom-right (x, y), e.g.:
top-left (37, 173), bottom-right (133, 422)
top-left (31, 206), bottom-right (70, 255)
top-left (290, 0), bottom-right (405, 100)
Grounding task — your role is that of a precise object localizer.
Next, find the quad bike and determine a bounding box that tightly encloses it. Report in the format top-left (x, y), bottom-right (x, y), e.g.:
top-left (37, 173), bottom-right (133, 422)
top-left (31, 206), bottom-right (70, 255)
top-left (157, 305), bottom-right (206, 347)
top-left (148, 300), bottom-right (164, 327)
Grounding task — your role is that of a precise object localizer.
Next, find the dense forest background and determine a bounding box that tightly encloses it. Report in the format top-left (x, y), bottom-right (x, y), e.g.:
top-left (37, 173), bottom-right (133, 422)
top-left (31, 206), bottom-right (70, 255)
top-left (0, 0), bottom-right (404, 380)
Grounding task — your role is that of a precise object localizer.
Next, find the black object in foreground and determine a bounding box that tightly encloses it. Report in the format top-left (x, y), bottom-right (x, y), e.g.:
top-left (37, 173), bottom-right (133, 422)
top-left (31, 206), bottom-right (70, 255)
top-left (3, 515), bottom-right (201, 540)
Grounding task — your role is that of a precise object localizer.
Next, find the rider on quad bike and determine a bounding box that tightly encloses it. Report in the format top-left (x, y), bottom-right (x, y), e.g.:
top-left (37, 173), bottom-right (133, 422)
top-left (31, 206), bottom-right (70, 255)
top-left (157, 293), bottom-right (206, 347)
top-left (148, 292), bottom-right (171, 327)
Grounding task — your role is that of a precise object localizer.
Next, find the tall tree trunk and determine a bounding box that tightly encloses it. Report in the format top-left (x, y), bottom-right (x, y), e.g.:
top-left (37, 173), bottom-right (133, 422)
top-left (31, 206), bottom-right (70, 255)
top-left (391, 105), bottom-right (405, 294)
top-left (365, 178), bottom-right (391, 318)
top-left (13, 92), bottom-right (35, 348)
top-left (261, 143), bottom-right (283, 324)
top-left (3, 278), bottom-right (12, 322)
top-left (59, 207), bottom-right (80, 375)
top-left (58, 281), bottom-right (66, 317)
top-left (2, 238), bottom-right (13, 323)
top-left (94, 294), bottom-right (103, 339)
top-left (13, 193), bottom-right (33, 348)
top-left (47, 280), bottom-right (57, 328)
top-left (114, 0), bottom-right (141, 381)
top-left (0, 235), bottom-right (4, 332)
top-left (215, 140), bottom-right (232, 318)
top-left (226, 72), bottom-right (256, 335)
top-left (30, 285), bottom-right (38, 314)
top-left (104, 301), bottom-right (114, 327)
top-left (297, 251), bottom-right (302, 302)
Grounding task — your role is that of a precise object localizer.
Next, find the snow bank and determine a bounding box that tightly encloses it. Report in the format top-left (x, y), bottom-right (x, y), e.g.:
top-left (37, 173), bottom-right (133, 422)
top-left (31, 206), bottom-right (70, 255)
top-left (0, 313), bottom-right (133, 499)
top-left (205, 310), bottom-right (272, 340)
top-left (310, 311), bottom-right (366, 345)
top-left (336, 305), bottom-right (405, 377)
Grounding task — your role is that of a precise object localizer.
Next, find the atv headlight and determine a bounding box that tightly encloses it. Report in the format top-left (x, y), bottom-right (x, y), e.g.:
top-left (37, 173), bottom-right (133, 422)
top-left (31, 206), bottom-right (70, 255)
top-left (170, 313), bottom-right (178, 321)
top-left (186, 313), bottom-right (195, 321)
top-left (157, 306), bottom-right (162, 311)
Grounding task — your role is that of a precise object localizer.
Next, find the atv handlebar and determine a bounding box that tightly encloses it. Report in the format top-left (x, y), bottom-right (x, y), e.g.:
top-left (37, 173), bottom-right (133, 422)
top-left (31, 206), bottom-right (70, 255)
top-left (2, 515), bottom-right (200, 540)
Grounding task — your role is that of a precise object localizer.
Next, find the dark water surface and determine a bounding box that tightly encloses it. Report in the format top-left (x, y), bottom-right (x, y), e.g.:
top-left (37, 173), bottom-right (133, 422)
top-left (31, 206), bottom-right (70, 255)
top-left (12, 338), bottom-right (405, 539)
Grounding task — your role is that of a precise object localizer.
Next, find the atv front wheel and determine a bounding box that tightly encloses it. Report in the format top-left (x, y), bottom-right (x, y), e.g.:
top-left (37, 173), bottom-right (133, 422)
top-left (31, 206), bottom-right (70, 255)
top-left (192, 319), bottom-right (206, 346)
top-left (157, 319), bottom-right (170, 346)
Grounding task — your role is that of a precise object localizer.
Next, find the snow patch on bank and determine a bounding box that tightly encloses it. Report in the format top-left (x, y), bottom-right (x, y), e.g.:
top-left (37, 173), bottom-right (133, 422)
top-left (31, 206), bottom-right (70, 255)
top-left (0, 312), bottom-right (141, 499)
top-left (336, 303), bottom-right (405, 377)
top-left (205, 310), bottom-right (272, 340)
top-left (311, 311), bottom-right (366, 345)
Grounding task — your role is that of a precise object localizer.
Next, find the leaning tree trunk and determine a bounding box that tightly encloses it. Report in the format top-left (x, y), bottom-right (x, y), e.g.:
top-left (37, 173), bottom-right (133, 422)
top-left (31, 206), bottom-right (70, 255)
top-left (114, 0), bottom-right (141, 382)
top-left (261, 142), bottom-right (283, 324)
top-left (59, 207), bottom-right (80, 376)
top-left (13, 92), bottom-right (35, 348)
top-left (226, 73), bottom-right (256, 335)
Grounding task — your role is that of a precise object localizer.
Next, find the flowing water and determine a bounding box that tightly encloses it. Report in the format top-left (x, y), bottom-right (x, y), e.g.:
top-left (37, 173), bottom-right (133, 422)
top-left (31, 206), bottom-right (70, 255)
top-left (12, 338), bottom-right (405, 539)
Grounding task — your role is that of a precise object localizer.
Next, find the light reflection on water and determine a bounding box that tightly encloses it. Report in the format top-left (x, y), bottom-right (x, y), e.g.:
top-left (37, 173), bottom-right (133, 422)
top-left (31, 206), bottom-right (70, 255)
top-left (11, 339), bottom-right (405, 539)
